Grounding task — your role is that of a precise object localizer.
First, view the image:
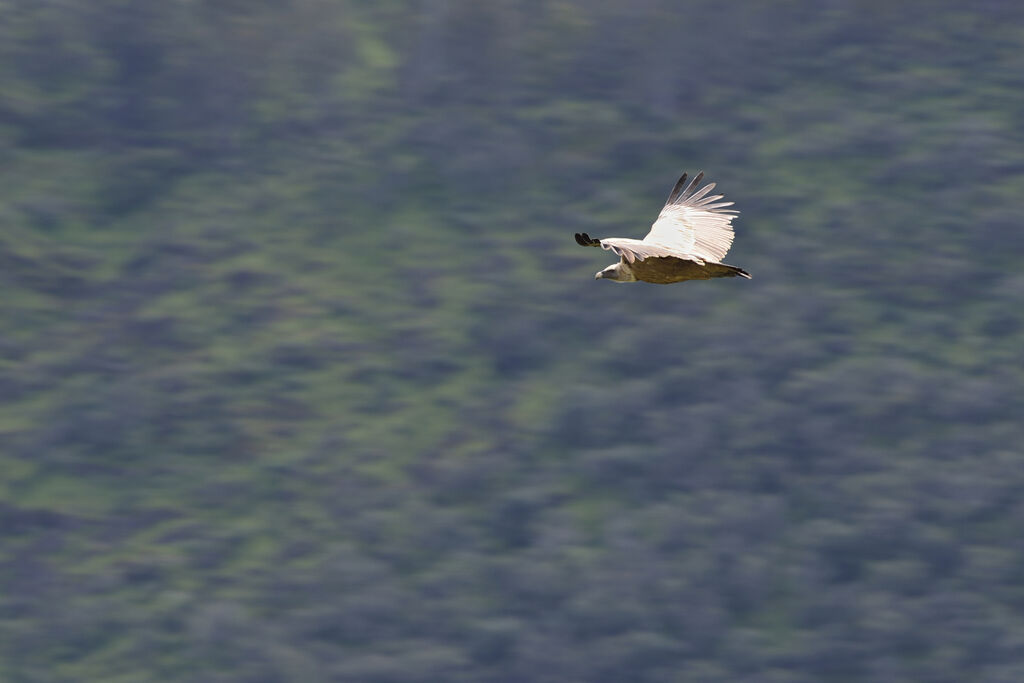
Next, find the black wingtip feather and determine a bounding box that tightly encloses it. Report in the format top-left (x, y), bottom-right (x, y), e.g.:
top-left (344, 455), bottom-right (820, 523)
top-left (667, 170), bottom-right (710, 205)
top-left (683, 171), bottom-right (704, 199)
top-left (667, 172), bottom-right (688, 204)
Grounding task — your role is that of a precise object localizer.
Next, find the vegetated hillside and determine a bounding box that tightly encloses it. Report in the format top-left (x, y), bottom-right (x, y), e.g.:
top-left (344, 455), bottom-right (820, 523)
top-left (2, 1), bottom-right (1024, 680)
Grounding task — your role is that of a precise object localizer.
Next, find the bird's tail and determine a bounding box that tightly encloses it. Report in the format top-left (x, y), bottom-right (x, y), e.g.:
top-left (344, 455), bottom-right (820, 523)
top-left (714, 262), bottom-right (751, 279)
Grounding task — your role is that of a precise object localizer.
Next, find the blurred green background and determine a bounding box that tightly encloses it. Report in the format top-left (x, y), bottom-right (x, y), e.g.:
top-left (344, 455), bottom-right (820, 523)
top-left (2, 1), bottom-right (1024, 681)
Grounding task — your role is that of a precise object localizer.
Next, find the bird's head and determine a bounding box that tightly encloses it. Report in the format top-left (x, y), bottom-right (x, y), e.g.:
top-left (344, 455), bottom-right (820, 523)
top-left (595, 263), bottom-right (636, 282)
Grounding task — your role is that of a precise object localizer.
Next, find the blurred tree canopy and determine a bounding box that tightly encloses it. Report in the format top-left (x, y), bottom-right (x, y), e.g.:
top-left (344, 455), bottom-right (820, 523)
top-left (2, 1), bottom-right (1024, 681)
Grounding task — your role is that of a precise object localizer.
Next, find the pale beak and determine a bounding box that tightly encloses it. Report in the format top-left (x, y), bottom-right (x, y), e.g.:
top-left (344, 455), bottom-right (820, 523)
top-left (594, 271), bottom-right (603, 280)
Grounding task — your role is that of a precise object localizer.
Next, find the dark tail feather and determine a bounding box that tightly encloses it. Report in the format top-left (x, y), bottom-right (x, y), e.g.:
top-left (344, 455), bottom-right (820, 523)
top-left (714, 262), bottom-right (751, 279)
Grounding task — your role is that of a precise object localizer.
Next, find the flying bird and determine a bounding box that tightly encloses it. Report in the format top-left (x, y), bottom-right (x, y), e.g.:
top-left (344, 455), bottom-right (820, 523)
top-left (575, 171), bottom-right (751, 284)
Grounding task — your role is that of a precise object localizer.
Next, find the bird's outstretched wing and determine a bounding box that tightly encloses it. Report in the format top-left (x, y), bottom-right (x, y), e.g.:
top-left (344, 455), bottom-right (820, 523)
top-left (573, 233), bottom-right (679, 263)
top-left (642, 171), bottom-right (739, 264)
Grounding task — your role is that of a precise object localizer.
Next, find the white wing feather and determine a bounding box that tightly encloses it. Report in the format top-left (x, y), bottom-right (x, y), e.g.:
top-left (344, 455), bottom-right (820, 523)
top-left (595, 238), bottom-right (680, 264)
top-left (641, 172), bottom-right (739, 263)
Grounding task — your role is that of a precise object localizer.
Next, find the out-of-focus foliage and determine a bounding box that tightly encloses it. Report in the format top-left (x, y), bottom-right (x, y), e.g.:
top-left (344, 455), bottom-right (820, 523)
top-left (2, 1), bottom-right (1024, 680)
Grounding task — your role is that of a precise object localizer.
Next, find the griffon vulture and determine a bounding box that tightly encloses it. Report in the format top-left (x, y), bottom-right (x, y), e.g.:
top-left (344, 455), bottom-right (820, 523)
top-left (575, 171), bottom-right (750, 284)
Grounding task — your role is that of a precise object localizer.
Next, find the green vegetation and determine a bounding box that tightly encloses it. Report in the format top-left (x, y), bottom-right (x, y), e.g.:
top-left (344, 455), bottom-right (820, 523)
top-left (2, 1), bottom-right (1024, 680)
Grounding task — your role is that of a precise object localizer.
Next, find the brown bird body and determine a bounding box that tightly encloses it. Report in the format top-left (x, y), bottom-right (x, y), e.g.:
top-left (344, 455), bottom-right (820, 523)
top-left (575, 171), bottom-right (750, 284)
top-left (624, 256), bottom-right (749, 284)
